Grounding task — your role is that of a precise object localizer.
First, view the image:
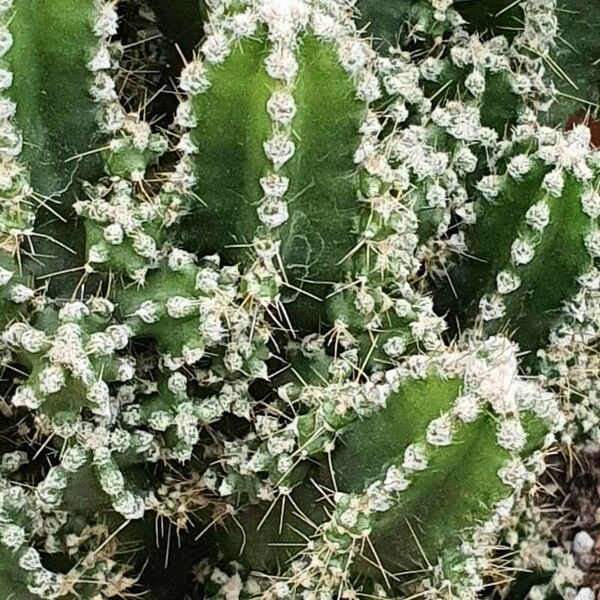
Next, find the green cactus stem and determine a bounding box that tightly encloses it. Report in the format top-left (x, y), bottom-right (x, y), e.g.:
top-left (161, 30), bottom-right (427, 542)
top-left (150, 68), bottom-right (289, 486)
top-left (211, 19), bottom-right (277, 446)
top-left (0, 1), bottom-right (595, 599)
top-left (2, 0), bottom-right (122, 291)
top-left (434, 124), bottom-right (600, 370)
top-left (215, 336), bottom-right (562, 598)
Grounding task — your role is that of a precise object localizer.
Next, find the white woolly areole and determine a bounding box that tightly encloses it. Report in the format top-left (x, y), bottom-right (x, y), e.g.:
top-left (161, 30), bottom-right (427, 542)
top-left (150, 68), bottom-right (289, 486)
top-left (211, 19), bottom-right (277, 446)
top-left (496, 270), bottom-right (522, 295)
top-left (93, 0), bottom-right (119, 38)
top-left (497, 418), bottom-right (527, 451)
top-left (479, 294), bottom-right (506, 321)
top-left (582, 188), bottom-right (600, 219)
top-left (0, 265), bottom-right (13, 286)
top-left (464, 337), bottom-right (521, 415)
top-left (257, 0), bottom-right (310, 23)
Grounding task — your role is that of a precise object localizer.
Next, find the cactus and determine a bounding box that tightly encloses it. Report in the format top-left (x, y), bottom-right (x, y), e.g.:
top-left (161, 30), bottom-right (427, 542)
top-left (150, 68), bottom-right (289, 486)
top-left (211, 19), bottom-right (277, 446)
top-left (433, 123), bottom-right (600, 366)
top-left (215, 336), bottom-right (561, 597)
top-left (0, 0), bottom-right (597, 599)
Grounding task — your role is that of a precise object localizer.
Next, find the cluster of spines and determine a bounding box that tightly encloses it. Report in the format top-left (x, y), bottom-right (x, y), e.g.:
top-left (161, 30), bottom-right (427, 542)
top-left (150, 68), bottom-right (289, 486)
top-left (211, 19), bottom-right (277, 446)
top-left (0, 454), bottom-right (138, 599)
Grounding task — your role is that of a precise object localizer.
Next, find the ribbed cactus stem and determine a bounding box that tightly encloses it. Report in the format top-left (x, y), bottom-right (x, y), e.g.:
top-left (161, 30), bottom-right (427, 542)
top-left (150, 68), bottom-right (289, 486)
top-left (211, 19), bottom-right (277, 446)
top-left (168, 0), bottom-right (442, 340)
top-left (0, 0), bottom-right (170, 523)
top-left (1, 0), bottom-right (124, 290)
top-left (435, 123), bottom-right (599, 371)
top-left (216, 336), bottom-right (562, 598)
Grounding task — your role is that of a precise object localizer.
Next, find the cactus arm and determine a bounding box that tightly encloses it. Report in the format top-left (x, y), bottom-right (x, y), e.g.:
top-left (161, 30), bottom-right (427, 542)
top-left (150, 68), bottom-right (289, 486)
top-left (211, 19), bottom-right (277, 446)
top-left (0, 471), bottom-right (63, 599)
top-left (296, 342), bottom-right (558, 596)
top-left (178, 34), bottom-right (366, 284)
top-left (0, 457), bottom-right (137, 600)
top-left (436, 127), bottom-right (599, 363)
top-left (173, 2), bottom-right (376, 330)
top-left (352, 413), bottom-right (548, 581)
top-left (215, 337), bottom-right (561, 598)
top-left (496, 173), bottom-right (594, 354)
top-left (1, 0), bottom-right (120, 292)
top-left (1, 294), bottom-right (168, 521)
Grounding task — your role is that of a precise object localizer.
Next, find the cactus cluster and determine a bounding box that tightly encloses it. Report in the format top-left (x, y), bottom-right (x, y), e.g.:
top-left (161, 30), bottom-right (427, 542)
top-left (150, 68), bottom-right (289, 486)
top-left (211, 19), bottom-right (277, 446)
top-left (0, 0), bottom-right (598, 599)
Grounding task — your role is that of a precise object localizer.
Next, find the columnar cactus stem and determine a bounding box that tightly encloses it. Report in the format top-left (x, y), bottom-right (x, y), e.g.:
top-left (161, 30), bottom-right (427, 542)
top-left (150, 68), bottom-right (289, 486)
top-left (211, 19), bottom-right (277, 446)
top-left (434, 123), bottom-right (600, 371)
top-left (215, 336), bottom-right (562, 599)
top-left (176, 1), bottom-right (369, 288)
top-left (170, 0), bottom-right (444, 342)
top-left (6, 0), bottom-right (117, 191)
top-left (1, 0), bottom-right (124, 290)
